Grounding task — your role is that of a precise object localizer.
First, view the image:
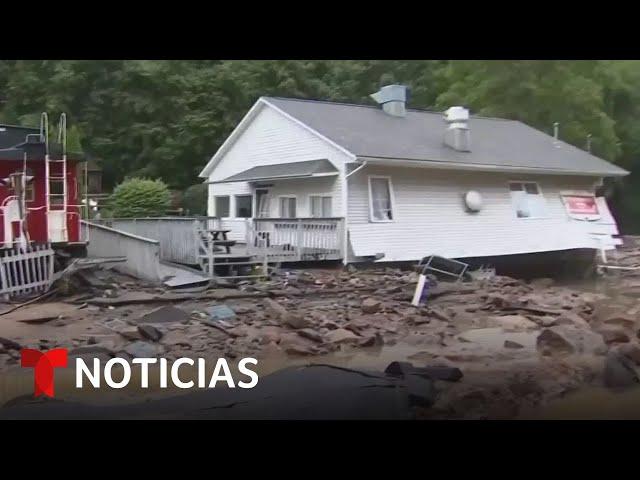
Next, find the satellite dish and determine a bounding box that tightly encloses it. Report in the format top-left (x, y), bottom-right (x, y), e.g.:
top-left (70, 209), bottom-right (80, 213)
top-left (464, 190), bottom-right (483, 212)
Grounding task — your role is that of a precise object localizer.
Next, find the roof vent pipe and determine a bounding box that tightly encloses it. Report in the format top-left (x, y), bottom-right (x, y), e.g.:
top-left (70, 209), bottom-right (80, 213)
top-left (443, 106), bottom-right (471, 152)
top-left (370, 85), bottom-right (408, 117)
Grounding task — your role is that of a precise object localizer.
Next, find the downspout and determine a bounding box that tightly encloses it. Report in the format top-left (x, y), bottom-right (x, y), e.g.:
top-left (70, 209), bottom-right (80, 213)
top-left (342, 160), bottom-right (367, 265)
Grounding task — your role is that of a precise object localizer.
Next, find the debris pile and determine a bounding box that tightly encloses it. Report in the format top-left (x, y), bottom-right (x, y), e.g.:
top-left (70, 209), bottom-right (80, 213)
top-left (2, 237), bottom-right (640, 418)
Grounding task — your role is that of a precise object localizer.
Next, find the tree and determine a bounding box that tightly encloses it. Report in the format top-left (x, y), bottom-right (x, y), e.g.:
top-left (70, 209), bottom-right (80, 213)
top-left (182, 183), bottom-right (207, 216)
top-left (109, 178), bottom-right (171, 217)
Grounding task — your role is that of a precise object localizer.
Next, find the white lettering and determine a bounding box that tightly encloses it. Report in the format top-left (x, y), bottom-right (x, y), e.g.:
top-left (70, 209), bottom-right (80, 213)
top-left (75, 358), bottom-right (100, 388)
top-left (238, 358), bottom-right (259, 388)
top-left (209, 358), bottom-right (235, 388)
top-left (132, 358), bottom-right (157, 388)
top-left (104, 358), bottom-right (131, 389)
top-left (171, 358), bottom-right (194, 389)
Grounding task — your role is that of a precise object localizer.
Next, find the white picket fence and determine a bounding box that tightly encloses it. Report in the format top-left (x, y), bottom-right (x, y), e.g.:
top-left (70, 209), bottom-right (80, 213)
top-left (0, 244), bottom-right (55, 299)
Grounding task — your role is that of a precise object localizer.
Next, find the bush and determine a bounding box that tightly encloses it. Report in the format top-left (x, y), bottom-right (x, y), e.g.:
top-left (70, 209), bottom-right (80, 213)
top-left (110, 178), bottom-right (171, 217)
top-left (182, 183), bottom-right (207, 216)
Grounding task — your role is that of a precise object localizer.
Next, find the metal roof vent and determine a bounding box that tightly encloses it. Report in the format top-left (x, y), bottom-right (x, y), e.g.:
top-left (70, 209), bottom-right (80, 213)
top-left (444, 106), bottom-right (471, 152)
top-left (370, 84), bottom-right (408, 117)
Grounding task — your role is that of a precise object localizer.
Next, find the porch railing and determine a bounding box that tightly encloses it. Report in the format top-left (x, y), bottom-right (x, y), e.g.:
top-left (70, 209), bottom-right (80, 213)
top-left (93, 216), bottom-right (219, 265)
top-left (247, 217), bottom-right (344, 262)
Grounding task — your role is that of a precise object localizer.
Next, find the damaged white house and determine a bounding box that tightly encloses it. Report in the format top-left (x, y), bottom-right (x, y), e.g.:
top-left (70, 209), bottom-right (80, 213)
top-left (198, 85), bottom-right (629, 265)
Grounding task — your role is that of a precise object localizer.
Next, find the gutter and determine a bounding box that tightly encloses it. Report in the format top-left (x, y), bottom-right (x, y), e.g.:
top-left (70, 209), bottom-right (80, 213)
top-left (359, 156), bottom-right (630, 178)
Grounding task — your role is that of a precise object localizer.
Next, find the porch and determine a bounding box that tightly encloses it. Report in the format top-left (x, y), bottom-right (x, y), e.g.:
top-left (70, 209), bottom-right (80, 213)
top-left (92, 216), bottom-right (345, 269)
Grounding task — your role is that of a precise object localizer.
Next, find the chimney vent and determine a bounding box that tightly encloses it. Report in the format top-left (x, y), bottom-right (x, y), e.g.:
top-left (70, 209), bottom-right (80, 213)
top-left (370, 85), bottom-right (408, 117)
top-left (444, 106), bottom-right (471, 152)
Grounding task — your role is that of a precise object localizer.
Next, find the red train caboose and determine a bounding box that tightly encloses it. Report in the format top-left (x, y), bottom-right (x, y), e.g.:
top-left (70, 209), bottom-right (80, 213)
top-left (0, 113), bottom-right (87, 255)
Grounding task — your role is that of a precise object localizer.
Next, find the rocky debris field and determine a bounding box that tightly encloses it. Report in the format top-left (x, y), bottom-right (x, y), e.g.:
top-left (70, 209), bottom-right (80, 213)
top-left (2, 237), bottom-right (640, 419)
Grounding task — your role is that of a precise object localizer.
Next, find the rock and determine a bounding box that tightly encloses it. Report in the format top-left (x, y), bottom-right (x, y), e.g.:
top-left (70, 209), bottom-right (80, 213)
top-left (603, 313), bottom-right (636, 330)
top-left (137, 305), bottom-right (189, 324)
top-left (504, 340), bottom-right (524, 349)
top-left (358, 334), bottom-right (384, 347)
top-left (0, 337), bottom-right (21, 351)
top-left (124, 341), bottom-right (162, 357)
top-left (297, 328), bottom-right (324, 343)
top-left (324, 328), bottom-right (360, 344)
top-left (264, 298), bottom-right (289, 317)
top-left (284, 345), bottom-right (317, 356)
top-left (555, 311), bottom-right (590, 329)
top-left (599, 328), bottom-right (630, 345)
top-left (103, 289), bottom-right (118, 298)
top-left (604, 352), bottom-right (640, 390)
top-left (283, 314), bottom-right (311, 330)
top-left (161, 331), bottom-right (192, 348)
top-left (536, 326), bottom-right (607, 356)
top-left (138, 324), bottom-right (163, 342)
top-left (361, 298), bottom-right (381, 314)
top-left (617, 343), bottom-right (640, 365)
top-left (487, 314), bottom-right (538, 331)
top-left (118, 327), bottom-right (143, 341)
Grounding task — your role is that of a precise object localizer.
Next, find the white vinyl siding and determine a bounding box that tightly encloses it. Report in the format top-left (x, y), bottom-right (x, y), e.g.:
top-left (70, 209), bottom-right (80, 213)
top-left (206, 105), bottom-right (348, 218)
top-left (347, 165), bottom-right (604, 262)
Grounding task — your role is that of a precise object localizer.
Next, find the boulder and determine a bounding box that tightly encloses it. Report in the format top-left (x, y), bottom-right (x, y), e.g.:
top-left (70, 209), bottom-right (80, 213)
top-left (599, 328), bottom-right (630, 345)
top-left (555, 311), bottom-right (591, 329)
top-left (361, 298), bottom-right (381, 314)
top-left (603, 313), bottom-right (636, 330)
top-left (537, 326), bottom-right (607, 356)
top-left (487, 314), bottom-right (538, 332)
top-left (616, 343), bottom-right (640, 365)
top-left (124, 341), bottom-right (163, 357)
top-left (530, 278), bottom-right (555, 288)
top-left (137, 324), bottom-right (163, 342)
top-left (604, 352), bottom-right (640, 390)
top-left (324, 328), bottom-right (360, 344)
top-left (504, 340), bottom-right (525, 349)
top-left (297, 328), bottom-right (324, 343)
top-left (0, 337), bottom-right (21, 351)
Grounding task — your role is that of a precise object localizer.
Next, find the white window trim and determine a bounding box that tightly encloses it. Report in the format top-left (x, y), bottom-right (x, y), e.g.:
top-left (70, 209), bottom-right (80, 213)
top-left (278, 195), bottom-right (298, 218)
top-left (507, 181), bottom-right (549, 220)
top-left (367, 175), bottom-right (396, 223)
top-left (308, 193), bottom-right (333, 218)
top-left (213, 195), bottom-right (231, 219)
top-left (234, 194), bottom-right (253, 219)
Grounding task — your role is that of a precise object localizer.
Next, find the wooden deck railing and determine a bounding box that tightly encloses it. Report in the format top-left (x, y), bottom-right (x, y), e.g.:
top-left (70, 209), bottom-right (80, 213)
top-left (247, 217), bottom-right (344, 261)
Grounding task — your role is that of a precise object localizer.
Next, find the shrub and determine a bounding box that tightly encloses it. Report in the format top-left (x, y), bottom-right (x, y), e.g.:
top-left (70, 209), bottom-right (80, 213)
top-left (182, 183), bottom-right (207, 216)
top-left (110, 178), bottom-right (171, 217)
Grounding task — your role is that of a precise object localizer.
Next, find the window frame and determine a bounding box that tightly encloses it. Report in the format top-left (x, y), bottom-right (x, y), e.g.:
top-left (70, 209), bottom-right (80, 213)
top-left (214, 195), bottom-right (231, 218)
top-left (234, 194), bottom-right (253, 219)
top-left (507, 181), bottom-right (548, 220)
top-left (367, 175), bottom-right (396, 223)
top-left (278, 195), bottom-right (297, 219)
top-left (308, 193), bottom-right (333, 218)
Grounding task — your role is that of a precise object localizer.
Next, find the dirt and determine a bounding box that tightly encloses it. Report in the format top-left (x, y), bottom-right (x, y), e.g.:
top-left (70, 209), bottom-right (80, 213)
top-left (2, 237), bottom-right (640, 419)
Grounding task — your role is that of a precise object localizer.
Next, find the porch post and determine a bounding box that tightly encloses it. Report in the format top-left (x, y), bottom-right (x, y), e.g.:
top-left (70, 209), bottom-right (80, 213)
top-left (297, 218), bottom-right (303, 261)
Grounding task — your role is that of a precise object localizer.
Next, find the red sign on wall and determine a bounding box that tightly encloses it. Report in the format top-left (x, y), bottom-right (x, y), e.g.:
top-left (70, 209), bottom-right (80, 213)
top-left (563, 195), bottom-right (599, 215)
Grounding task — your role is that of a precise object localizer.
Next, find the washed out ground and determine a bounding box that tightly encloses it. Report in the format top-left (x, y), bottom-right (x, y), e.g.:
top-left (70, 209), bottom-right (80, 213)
top-left (2, 238), bottom-right (640, 419)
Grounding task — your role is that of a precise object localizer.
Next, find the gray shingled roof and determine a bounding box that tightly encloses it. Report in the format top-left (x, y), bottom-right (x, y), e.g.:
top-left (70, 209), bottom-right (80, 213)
top-left (212, 159), bottom-right (338, 183)
top-left (264, 97), bottom-right (629, 177)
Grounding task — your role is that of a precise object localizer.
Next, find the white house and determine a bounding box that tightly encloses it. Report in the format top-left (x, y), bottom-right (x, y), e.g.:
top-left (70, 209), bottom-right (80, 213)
top-left (198, 85), bottom-right (629, 265)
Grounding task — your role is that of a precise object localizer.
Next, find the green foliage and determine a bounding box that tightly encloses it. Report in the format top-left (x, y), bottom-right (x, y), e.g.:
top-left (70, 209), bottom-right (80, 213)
top-left (182, 183), bottom-right (207, 216)
top-left (1, 60), bottom-right (640, 230)
top-left (109, 178), bottom-right (171, 218)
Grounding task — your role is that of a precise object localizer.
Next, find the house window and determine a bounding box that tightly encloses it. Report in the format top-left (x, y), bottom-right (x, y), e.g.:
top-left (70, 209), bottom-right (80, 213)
top-left (279, 197), bottom-right (297, 218)
top-left (214, 195), bottom-right (230, 217)
top-left (255, 189), bottom-right (270, 218)
top-left (235, 195), bottom-right (253, 218)
top-left (368, 176), bottom-right (394, 222)
top-left (509, 181), bottom-right (547, 218)
top-left (310, 195), bottom-right (332, 217)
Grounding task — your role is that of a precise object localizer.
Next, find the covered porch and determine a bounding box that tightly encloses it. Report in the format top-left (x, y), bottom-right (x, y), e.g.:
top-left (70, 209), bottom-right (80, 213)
top-left (210, 159), bottom-right (345, 262)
